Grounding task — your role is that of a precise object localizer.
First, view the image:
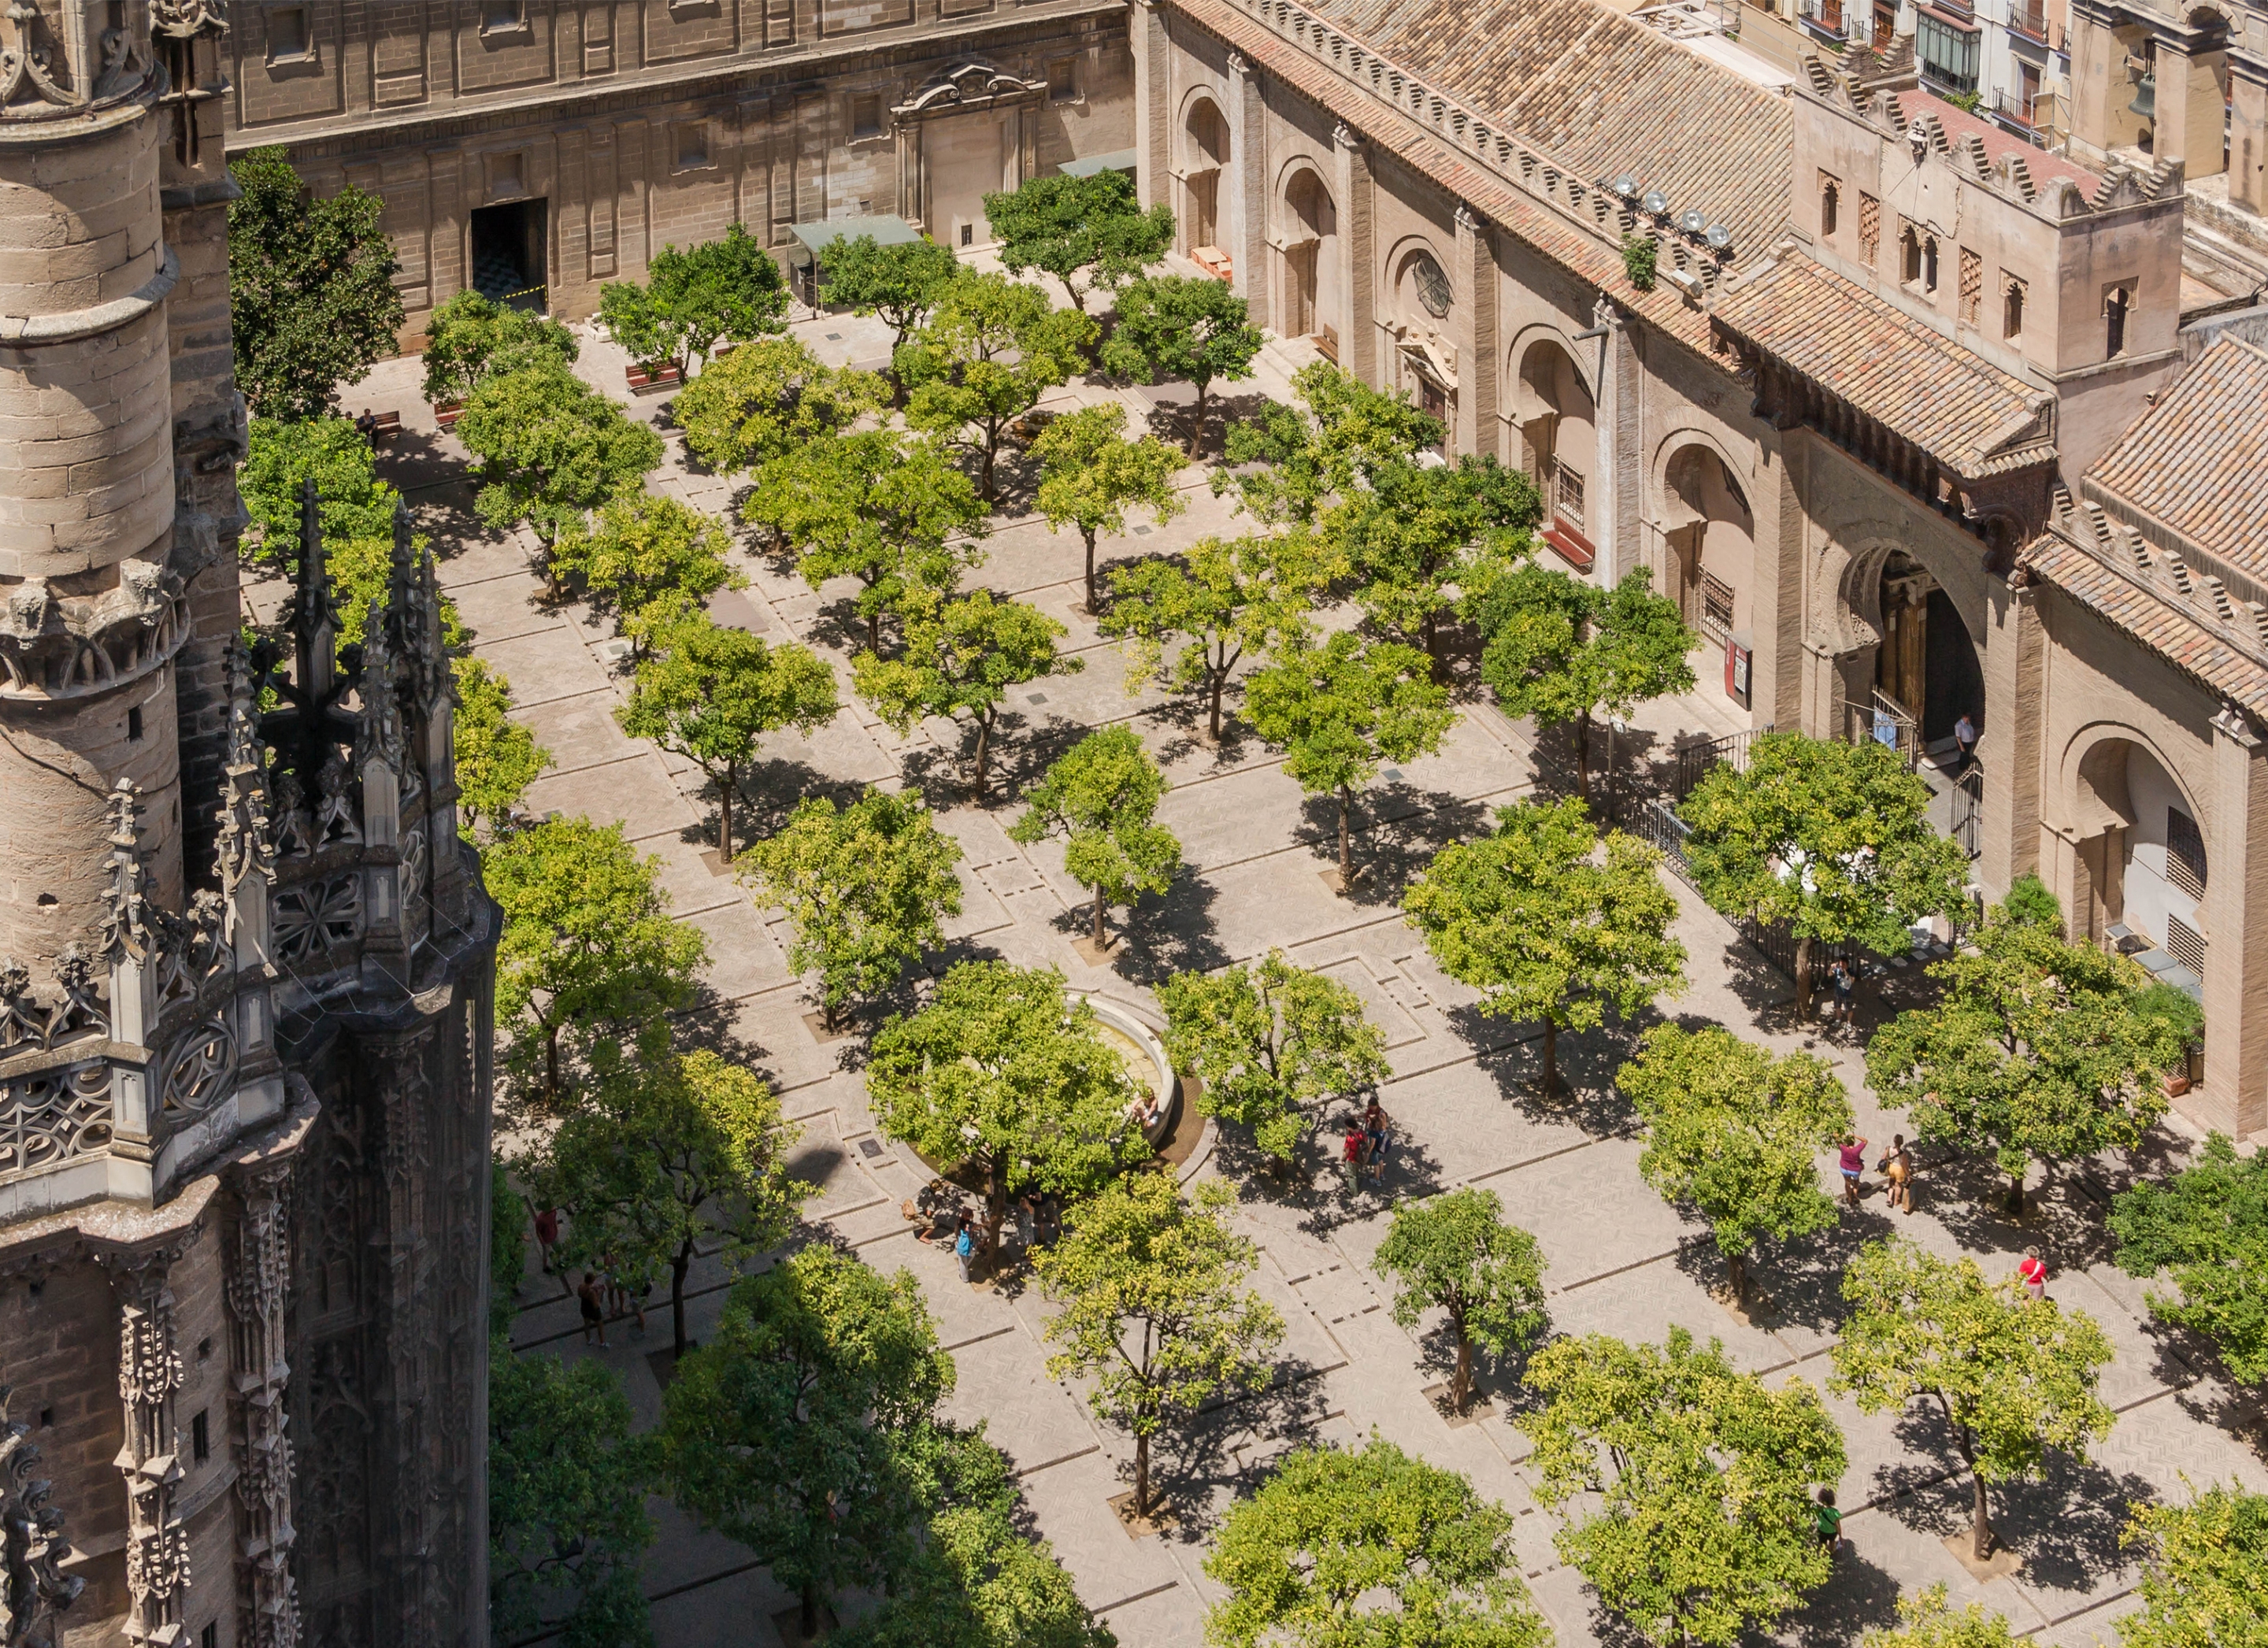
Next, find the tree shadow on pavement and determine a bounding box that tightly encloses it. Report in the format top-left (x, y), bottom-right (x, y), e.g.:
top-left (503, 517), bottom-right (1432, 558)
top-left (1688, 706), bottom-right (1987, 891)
top-left (1153, 1356), bottom-right (1336, 1543)
top-left (1105, 868), bottom-right (1230, 983)
top-left (1451, 1006), bottom-right (1633, 1142)
top-left (1991, 1453), bottom-right (2154, 1596)
top-left (1788, 1547), bottom-right (1905, 1648)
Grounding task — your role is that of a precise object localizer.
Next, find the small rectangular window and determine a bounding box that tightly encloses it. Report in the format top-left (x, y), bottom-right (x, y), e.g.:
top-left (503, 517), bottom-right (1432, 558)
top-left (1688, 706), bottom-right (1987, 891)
top-left (1555, 463), bottom-right (1585, 524)
top-left (202, 1626), bottom-right (218, 1648)
top-left (1702, 572), bottom-right (1736, 642)
top-left (128, 705), bottom-right (143, 740)
top-left (480, 0), bottom-right (522, 30)
top-left (674, 124), bottom-right (709, 171)
top-left (2167, 809), bottom-right (2207, 898)
top-left (1047, 55), bottom-right (1079, 103)
top-left (265, 4), bottom-right (310, 59)
top-left (2166, 913), bottom-right (2207, 976)
top-left (850, 94), bottom-right (883, 140)
top-left (191, 1409), bottom-right (210, 1464)
top-left (959, 223), bottom-right (973, 247)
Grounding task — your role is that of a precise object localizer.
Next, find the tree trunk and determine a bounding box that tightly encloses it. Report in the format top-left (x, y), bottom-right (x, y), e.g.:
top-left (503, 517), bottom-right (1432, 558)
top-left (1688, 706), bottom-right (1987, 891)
top-left (1209, 670), bottom-right (1227, 742)
top-left (1574, 711), bottom-right (1592, 802)
top-left (1971, 1475), bottom-right (1994, 1561)
top-left (800, 1578), bottom-right (821, 1641)
top-left (672, 1242), bottom-right (693, 1358)
top-left (1794, 934), bottom-right (1814, 1018)
top-left (980, 439), bottom-right (998, 503)
top-left (1452, 1327), bottom-right (1473, 1413)
top-left (865, 598), bottom-right (880, 654)
top-left (1337, 787), bottom-right (1353, 880)
top-left (1092, 885), bottom-right (1109, 950)
top-left (971, 715), bottom-right (993, 798)
top-left (1084, 529), bottom-right (1100, 615)
top-left (985, 1161), bottom-right (1006, 1260)
top-left (1134, 1431), bottom-right (1152, 1519)
top-left (1425, 609), bottom-right (1445, 683)
top-left (1541, 1019), bottom-right (1558, 1098)
top-left (1726, 1249), bottom-right (1747, 1303)
top-left (2007, 1166), bottom-right (2026, 1217)
top-left (717, 760), bottom-right (736, 865)
top-left (1187, 383), bottom-right (1210, 457)
top-left (544, 1024), bottom-right (561, 1107)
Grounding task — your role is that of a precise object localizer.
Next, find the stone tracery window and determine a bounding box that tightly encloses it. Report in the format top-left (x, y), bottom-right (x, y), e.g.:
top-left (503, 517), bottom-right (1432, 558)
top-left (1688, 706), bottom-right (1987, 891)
top-left (1407, 250), bottom-right (1452, 317)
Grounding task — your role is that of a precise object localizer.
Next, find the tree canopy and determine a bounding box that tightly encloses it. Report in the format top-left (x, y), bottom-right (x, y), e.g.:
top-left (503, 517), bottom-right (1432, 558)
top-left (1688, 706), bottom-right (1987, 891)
top-left (598, 223), bottom-right (788, 377)
top-left (483, 817), bottom-right (710, 1108)
top-left (1372, 1188), bottom-right (1548, 1413)
top-left (1158, 949), bottom-right (1388, 1166)
top-left (1099, 275), bottom-right (1265, 455)
top-left (1104, 531), bottom-right (1326, 743)
top-left (867, 961), bottom-right (1151, 1250)
top-left (675, 334), bottom-right (888, 476)
top-left (421, 288), bottom-right (578, 408)
top-left (663, 1246), bottom-right (954, 1639)
top-left (1679, 731), bottom-right (1971, 1015)
top-left (617, 613), bottom-right (839, 863)
top-left (550, 491), bottom-right (742, 648)
top-left (457, 362), bottom-right (664, 561)
top-left (1036, 1176), bottom-right (1284, 1518)
top-left (1244, 629), bottom-right (1456, 881)
top-left (2118, 1482), bottom-right (2268, 1648)
top-left (1618, 1024), bottom-right (1852, 1301)
top-left (528, 1031), bottom-right (808, 1355)
top-left (1520, 1328), bottom-right (1847, 1648)
top-left (984, 169), bottom-right (1175, 312)
top-left (1862, 1587), bottom-right (2024, 1648)
top-left (750, 429), bottom-right (988, 651)
top-left (1009, 727), bottom-right (1181, 951)
top-left (451, 657), bottom-right (554, 840)
top-left (1203, 1436), bottom-right (1548, 1648)
top-left (816, 232), bottom-right (964, 357)
top-left (1830, 1237), bottom-right (2115, 1559)
top-left (1475, 565), bottom-right (1695, 798)
top-left (853, 585), bottom-right (1079, 797)
top-left (1030, 402), bottom-right (1188, 613)
top-left (1335, 454), bottom-right (1540, 676)
top-left (899, 271), bottom-right (1097, 498)
top-left (2110, 1132), bottom-right (2268, 1384)
top-left (1404, 798), bottom-right (1684, 1097)
top-left (1870, 906), bottom-right (2198, 1213)
top-left (228, 147), bottom-right (404, 419)
top-left (1220, 361), bottom-right (1447, 529)
top-left (740, 788), bottom-right (965, 1030)
top-left (489, 1350), bottom-right (658, 1648)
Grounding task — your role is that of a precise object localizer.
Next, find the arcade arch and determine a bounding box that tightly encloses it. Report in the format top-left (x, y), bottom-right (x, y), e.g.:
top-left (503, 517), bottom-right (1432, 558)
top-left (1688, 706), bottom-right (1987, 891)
top-left (2066, 732), bottom-right (2210, 968)
top-left (1513, 336), bottom-right (1597, 546)
top-left (1661, 442), bottom-right (1753, 658)
top-left (1183, 98), bottom-right (1228, 251)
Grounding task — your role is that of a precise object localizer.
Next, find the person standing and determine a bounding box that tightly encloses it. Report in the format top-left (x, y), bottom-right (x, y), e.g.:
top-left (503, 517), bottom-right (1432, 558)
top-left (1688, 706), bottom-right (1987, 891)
top-left (532, 1204), bottom-right (561, 1274)
top-left (954, 1220), bottom-right (976, 1285)
top-left (1884, 1135), bottom-right (1914, 1214)
top-left (1343, 1123), bottom-right (1367, 1192)
top-left (1836, 1135), bottom-right (1870, 1207)
top-left (577, 1272), bottom-right (607, 1348)
top-left (1014, 1192), bottom-right (1038, 1252)
top-left (1828, 957), bottom-right (1856, 1029)
top-left (1953, 712), bottom-right (1978, 775)
top-left (1814, 1488), bottom-right (1843, 1554)
top-left (2018, 1248), bottom-right (2048, 1302)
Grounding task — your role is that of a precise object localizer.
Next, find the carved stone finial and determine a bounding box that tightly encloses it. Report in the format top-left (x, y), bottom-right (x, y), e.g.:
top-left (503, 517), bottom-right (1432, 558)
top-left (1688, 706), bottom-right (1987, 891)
top-left (0, 1385), bottom-right (85, 1648)
top-left (98, 783), bottom-right (154, 963)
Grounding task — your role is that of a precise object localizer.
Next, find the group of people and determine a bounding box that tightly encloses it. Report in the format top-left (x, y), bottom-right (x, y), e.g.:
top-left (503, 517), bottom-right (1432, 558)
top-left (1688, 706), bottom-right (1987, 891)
top-left (529, 1201), bottom-right (658, 1349)
top-left (1833, 1133), bottom-right (1918, 1214)
top-left (902, 1178), bottom-right (1064, 1283)
top-left (1341, 1100), bottom-right (1395, 1190)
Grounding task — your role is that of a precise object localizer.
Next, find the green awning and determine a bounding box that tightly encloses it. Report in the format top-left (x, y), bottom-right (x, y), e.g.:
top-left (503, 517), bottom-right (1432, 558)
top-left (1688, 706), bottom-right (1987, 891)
top-left (788, 215), bottom-right (924, 261)
top-left (1058, 149), bottom-right (1138, 178)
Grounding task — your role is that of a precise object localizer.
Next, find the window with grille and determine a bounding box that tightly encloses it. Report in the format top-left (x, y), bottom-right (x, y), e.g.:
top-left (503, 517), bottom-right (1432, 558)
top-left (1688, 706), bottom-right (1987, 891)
top-left (2167, 809), bottom-right (2207, 898)
top-left (2166, 914), bottom-right (2207, 976)
top-left (1959, 248), bottom-right (1981, 324)
top-left (851, 94), bottom-right (884, 140)
top-left (1555, 463), bottom-right (1585, 524)
top-left (1701, 572), bottom-right (1735, 643)
top-left (1859, 192), bottom-right (1881, 262)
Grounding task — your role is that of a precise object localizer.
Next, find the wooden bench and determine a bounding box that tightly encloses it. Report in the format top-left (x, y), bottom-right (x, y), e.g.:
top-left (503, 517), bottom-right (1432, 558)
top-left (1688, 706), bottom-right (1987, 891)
top-left (432, 402), bottom-right (463, 431)
top-left (625, 362), bottom-right (682, 395)
top-left (357, 409), bottom-right (403, 444)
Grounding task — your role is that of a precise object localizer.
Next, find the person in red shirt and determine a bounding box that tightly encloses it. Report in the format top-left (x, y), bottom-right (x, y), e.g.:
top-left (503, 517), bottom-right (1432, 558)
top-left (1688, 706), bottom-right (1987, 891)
top-left (1343, 1124), bottom-right (1366, 1192)
top-left (2018, 1248), bottom-right (2048, 1302)
top-left (1835, 1135), bottom-right (1870, 1207)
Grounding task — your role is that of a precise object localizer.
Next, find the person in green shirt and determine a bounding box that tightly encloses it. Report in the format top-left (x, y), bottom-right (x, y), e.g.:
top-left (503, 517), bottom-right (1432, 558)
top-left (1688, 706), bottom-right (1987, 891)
top-left (1814, 1487), bottom-right (1844, 1552)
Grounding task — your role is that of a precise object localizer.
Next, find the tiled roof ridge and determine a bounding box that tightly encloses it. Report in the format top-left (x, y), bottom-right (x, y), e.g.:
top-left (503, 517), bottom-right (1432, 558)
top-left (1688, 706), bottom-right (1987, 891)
top-left (2086, 335), bottom-right (2268, 580)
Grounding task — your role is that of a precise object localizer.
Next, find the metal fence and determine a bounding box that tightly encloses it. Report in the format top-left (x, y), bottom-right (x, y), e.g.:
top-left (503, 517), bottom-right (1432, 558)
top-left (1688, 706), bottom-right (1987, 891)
top-left (1671, 724), bottom-right (1769, 802)
top-left (1950, 759), bottom-right (1984, 861)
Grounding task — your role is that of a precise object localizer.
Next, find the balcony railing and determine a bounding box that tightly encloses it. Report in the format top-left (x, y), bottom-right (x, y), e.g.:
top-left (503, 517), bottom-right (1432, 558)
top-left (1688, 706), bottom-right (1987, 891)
top-left (1993, 85), bottom-right (2039, 127)
top-left (1801, 0), bottom-right (1855, 39)
top-left (2006, 0), bottom-right (2048, 42)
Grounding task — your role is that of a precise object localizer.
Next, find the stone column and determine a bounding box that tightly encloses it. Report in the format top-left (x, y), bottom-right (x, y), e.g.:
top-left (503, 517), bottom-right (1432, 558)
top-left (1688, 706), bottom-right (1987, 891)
top-left (1132, 0), bottom-right (1171, 213)
top-left (2203, 703), bottom-right (2268, 1137)
top-left (1225, 51), bottom-right (1267, 316)
top-left (1332, 121), bottom-right (1375, 387)
top-left (2231, 54), bottom-right (2268, 213)
top-left (1751, 426), bottom-right (1805, 731)
top-left (1978, 575), bottom-right (2043, 898)
top-left (1591, 298), bottom-right (1642, 583)
top-left (98, 1231), bottom-right (199, 1647)
top-left (2152, 39), bottom-right (2225, 176)
top-left (1452, 206), bottom-right (1499, 462)
top-left (228, 1155), bottom-right (300, 1648)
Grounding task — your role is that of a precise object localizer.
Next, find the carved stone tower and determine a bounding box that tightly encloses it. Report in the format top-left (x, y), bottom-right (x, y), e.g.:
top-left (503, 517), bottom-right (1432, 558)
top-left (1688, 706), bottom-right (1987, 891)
top-left (0, 0), bottom-right (496, 1640)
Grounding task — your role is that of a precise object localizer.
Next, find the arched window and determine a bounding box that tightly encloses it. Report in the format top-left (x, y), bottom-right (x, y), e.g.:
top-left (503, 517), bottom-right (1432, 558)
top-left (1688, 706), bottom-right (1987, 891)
top-left (1922, 235), bottom-right (1940, 293)
top-left (2003, 276), bottom-right (2025, 339)
top-left (2106, 285), bottom-right (2131, 357)
top-left (1821, 180), bottom-right (1840, 239)
top-left (1407, 251), bottom-right (1453, 317)
top-left (1901, 226), bottom-right (1922, 283)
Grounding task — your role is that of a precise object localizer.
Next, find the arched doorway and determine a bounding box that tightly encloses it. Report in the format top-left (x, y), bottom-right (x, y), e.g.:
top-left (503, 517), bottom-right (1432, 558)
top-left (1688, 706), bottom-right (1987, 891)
top-left (1514, 338), bottom-right (1597, 559)
top-left (2073, 738), bottom-right (2209, 975)
top-left (1872, 551), bottom-right (1982, 757)
top-left (1662, 444), bottom-right (1752, 665)
top-left (1183, 100), bottom-right (1228, 252)
top-left (1280, 168), bottom-right (1337, 353)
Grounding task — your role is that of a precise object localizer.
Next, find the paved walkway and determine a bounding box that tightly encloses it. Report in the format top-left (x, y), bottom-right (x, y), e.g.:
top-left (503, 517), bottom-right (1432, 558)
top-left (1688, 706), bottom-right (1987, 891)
top-left (341, 299), bottom-right (2266, 1648)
